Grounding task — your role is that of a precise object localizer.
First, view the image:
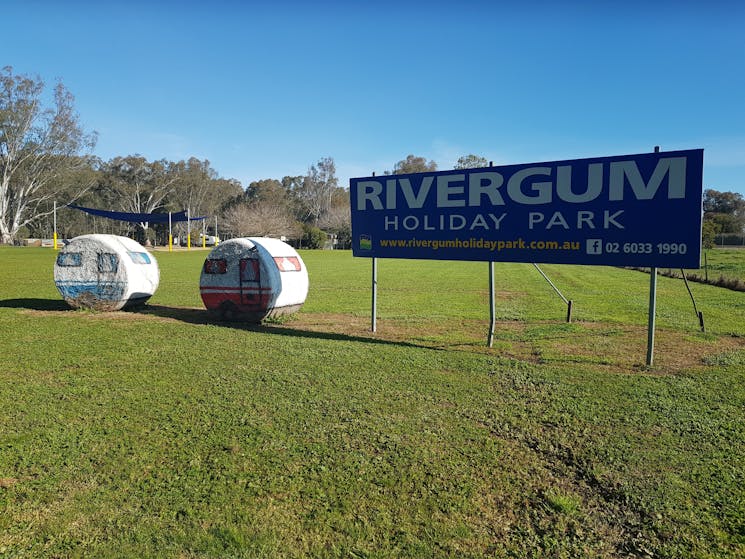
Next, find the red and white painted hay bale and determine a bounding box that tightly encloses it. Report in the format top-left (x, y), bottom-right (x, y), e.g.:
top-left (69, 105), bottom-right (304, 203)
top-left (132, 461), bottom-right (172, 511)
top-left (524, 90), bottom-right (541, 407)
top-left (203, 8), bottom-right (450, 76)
top-left (199, 237), bottom-right (308, 321)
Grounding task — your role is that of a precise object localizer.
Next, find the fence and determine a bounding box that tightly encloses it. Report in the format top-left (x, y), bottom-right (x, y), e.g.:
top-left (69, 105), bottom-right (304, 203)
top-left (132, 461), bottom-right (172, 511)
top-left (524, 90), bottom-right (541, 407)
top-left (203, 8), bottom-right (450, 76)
top-left (716, 233), bottom-right (745, 247)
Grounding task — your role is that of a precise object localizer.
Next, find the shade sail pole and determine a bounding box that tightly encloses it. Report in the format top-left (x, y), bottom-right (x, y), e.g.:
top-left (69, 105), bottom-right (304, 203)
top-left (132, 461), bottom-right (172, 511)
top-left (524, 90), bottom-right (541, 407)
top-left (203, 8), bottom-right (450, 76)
top-left (53, 201), bottom-right (58, 249)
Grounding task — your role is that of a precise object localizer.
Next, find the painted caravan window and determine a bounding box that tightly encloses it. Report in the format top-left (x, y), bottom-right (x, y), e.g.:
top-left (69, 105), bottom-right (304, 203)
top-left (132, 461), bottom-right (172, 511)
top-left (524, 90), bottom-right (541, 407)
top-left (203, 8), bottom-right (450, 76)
top-left (57, 252), bottom-right (82, 267)
top-left (98, 253), bottom-right (119, 273)
top-left (128, 251), bottom-right (151, 265)
top-left (273, 256), bottom-right (302, 272)
top-left (204, 259), bottom-right (228, 274)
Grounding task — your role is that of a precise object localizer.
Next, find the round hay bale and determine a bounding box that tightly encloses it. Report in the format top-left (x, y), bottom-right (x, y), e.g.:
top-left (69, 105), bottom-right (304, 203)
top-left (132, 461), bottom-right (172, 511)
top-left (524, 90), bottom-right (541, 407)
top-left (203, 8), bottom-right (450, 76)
top-left (199, 237), bottom-right (308, 321)
top-left (54, 234), bottom-right (160, 311)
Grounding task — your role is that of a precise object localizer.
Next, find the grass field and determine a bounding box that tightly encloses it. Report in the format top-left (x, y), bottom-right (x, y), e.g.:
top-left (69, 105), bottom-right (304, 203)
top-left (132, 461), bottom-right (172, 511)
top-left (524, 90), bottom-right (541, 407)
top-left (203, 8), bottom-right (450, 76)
top-left (1, 246), bottom-right (744, 558)
top-left (697, 247), bottom-right (745, 284)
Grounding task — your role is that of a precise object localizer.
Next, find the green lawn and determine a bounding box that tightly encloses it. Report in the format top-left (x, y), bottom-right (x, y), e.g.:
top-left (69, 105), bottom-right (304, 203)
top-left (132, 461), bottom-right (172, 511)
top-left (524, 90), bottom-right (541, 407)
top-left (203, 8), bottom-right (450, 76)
top-left (1, 246), bottom-right (744, 558)
top-left (698, 247), bottom-right (745, 282)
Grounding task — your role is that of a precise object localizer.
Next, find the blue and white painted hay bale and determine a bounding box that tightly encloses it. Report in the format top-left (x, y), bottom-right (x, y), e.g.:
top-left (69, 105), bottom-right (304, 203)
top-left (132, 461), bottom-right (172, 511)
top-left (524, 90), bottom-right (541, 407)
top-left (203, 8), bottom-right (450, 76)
top-left (54, 234), bottom-right (160, 311)
top-left (200, 237), bottom-right (308, 321)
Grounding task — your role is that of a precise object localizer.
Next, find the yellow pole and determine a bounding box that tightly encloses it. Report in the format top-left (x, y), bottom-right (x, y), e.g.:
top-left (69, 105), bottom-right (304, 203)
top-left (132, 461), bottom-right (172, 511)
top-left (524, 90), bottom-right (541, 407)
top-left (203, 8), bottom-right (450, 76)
top-left (168, 212), bottom-right (172, 252)
top-left (53, 201), bottom-right (58, 249)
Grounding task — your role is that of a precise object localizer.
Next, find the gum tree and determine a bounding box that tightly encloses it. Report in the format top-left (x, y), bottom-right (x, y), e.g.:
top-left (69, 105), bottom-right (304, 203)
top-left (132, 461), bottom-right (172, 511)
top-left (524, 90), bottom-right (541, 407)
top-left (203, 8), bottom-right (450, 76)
top-left (0, 66), bottom-right (96, 243)
top-left (292, 156), bottom-right (339, 225)
top-left (454, 154), bottom-right (489, 169)
top-left (391, 154), bottom-right (438, 175)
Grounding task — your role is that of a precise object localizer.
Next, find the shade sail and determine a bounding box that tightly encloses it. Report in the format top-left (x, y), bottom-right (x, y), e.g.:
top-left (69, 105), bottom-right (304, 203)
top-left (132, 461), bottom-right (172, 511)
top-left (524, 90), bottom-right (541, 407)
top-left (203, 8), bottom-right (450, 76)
top-left (68, 205), bottom-right (205, 223)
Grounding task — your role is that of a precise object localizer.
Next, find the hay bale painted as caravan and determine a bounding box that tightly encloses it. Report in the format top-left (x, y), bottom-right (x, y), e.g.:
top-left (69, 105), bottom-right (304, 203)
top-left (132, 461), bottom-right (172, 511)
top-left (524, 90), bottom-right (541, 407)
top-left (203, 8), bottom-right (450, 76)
top-left (200, 237), bottom-right (308, 321)
top-left (54, 234), bottom-right (160, 311)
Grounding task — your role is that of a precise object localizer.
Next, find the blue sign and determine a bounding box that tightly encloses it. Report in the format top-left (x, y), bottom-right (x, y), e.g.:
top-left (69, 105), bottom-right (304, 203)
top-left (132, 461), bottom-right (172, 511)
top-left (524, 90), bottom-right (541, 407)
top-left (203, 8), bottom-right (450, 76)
top-left (350, 149), bottom-right (704, 268)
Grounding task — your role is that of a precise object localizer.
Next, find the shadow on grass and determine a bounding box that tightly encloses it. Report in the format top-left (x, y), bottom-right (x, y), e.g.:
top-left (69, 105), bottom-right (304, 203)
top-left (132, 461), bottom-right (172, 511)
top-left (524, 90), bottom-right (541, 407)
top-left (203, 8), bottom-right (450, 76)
top-left (0, 298), bottom-right (439, 350)
top-left (141, 304), bottom-right (432, 350)
top-left (0, 298), bottom-right (70, 311)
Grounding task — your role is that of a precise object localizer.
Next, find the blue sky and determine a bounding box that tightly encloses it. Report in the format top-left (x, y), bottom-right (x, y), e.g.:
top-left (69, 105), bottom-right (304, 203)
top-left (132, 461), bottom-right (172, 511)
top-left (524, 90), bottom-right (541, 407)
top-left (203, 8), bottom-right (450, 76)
top-left (6, 0), bottom-right (745, 196)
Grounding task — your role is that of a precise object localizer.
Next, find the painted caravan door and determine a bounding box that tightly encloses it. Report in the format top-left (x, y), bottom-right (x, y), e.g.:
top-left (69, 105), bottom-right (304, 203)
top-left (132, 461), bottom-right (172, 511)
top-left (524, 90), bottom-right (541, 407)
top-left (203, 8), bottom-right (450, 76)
top-left (239, 258), bottom-right (262, 310)
top-left (96, 252), bottom-right (124, 299)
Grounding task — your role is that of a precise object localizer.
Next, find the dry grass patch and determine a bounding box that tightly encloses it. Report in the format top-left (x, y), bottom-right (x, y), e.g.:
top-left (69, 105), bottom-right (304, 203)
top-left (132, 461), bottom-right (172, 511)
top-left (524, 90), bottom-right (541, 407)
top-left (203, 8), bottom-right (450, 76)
top-left (284, 312), bottom-right (745, 375)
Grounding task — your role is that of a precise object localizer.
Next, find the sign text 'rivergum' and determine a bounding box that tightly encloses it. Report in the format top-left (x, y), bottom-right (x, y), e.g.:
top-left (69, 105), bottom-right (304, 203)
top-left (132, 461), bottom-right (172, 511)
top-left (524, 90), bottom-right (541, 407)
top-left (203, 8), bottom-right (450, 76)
top-left (349, 150), bottom-right (704, 268)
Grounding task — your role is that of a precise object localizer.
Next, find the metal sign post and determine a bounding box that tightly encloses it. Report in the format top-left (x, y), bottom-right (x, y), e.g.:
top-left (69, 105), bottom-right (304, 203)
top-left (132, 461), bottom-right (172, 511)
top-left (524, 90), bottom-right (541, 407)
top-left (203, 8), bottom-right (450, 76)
top-left (647, 267), bottom-right (658, 367)
top-left (371, 257), bottom-right (378, 332)
top-left (646, 147), bottom-right (661, 367)
top-left (487, 262), bottom-right (495, 347)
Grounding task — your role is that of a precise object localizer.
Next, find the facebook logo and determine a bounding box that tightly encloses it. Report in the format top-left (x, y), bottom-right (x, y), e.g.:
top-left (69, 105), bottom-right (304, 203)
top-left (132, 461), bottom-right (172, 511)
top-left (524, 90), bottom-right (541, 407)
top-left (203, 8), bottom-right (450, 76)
top-left (586, 239), bottom-right (603, 255)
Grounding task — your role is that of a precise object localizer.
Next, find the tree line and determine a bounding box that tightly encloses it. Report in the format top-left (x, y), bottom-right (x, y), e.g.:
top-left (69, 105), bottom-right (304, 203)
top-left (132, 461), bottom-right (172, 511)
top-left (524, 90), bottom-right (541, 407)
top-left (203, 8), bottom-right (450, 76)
top-left (3, 67), bottom-right (743, 248)
top-left (703, 189), bottom-right (745, 247)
